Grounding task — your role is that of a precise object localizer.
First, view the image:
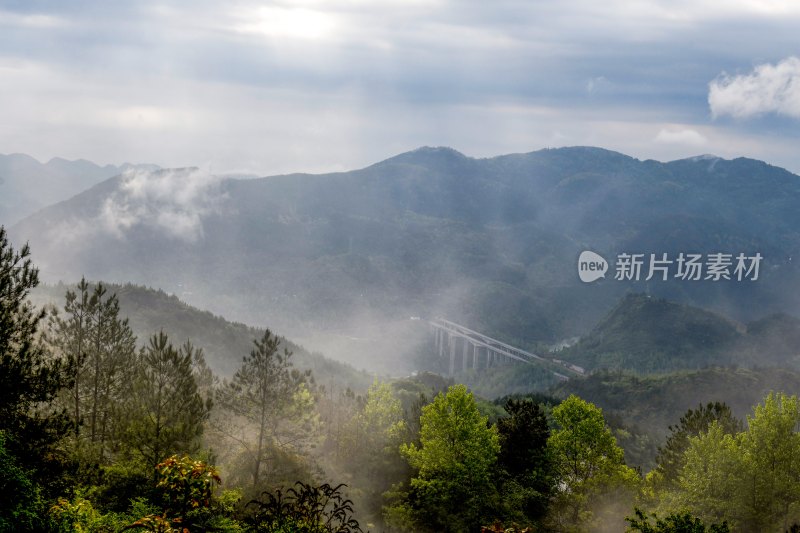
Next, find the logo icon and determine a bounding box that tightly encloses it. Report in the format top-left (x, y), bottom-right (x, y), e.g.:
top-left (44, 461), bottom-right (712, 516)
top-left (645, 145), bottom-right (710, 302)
top-left (578, 251), bottom-right (608, 283)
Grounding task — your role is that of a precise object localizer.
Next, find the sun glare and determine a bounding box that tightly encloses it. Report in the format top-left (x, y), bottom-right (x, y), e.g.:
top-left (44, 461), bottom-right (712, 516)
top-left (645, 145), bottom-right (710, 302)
top-left (237, 6), bottom-right (337, 40)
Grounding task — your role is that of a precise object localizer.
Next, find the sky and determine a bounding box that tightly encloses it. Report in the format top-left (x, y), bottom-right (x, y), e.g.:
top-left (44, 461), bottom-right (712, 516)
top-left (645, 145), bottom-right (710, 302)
top-left (1, 0), bottom-right (799, 176)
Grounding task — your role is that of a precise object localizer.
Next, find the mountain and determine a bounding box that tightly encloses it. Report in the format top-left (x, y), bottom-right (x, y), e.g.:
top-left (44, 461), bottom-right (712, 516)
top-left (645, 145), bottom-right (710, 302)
top-left (0, 152), bottom-right (158, 225)
top-left (557, 294), bottom-right (742, 372)
top-left (554, 293), bottom-right (800, 373)
top-left (10, 147), bottom-right (800, 370)
top-left (29, 282), bottom-right (372, 390)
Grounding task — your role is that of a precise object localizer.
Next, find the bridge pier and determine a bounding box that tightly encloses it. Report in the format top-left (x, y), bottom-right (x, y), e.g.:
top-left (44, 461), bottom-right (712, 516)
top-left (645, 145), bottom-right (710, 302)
top-left (449, 341), bottom-right (456, 376)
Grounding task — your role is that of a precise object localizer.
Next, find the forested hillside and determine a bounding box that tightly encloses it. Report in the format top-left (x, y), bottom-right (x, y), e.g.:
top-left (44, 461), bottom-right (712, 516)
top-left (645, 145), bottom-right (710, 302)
top-left (557, 293), bottom-right (800, 373)
top-left (553, 366), bottom-right (800, 438)
top-left (30, 282), bottom-right (372, 387)
top-left (11, 147), bottom-right (800, 357)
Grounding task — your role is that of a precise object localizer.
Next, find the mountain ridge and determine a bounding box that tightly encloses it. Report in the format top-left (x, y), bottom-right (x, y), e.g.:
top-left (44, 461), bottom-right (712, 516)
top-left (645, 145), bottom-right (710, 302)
top-left (10, 146), bottom-right (800, 368)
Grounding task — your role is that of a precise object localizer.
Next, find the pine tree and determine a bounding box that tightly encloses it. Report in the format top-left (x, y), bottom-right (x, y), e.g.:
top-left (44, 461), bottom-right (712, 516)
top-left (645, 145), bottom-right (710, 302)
top-left (52, 277), bottom-right (95, 440)
top-left (51, 280), bottom-right (137, 463)
top-left (121, 331), bottom-right (210, 473)
top-left (217, 329), bottom-right (313, 489)
top-left (0, 227), bottom-right (70, 516)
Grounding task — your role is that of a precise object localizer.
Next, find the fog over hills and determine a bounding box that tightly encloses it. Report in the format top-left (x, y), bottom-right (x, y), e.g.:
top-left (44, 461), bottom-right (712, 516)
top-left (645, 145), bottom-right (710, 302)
top-left (0, 153), bottom-right (158, 225)
top-left (10, 146), bottom-right (800, 371)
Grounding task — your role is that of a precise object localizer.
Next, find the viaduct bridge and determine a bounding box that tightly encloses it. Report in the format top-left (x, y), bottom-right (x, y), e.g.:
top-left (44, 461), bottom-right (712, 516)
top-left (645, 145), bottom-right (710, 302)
top-left (429, 318), bottom-right (585, 380)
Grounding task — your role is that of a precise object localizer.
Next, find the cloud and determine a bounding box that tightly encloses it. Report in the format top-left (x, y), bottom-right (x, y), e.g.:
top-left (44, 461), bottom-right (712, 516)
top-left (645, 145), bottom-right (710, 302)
top-left (709, 56), bottom-right (800, 119)
top-left (585, 76), bottom-right (608, 94)
top-left (2, 1), bottom-right (800, 175)
top-left (99, 167), bottom-right (225, 241)
top-left (654, 128), bottom-right (708, 146)
top-left (233, 6), bottom-right (340, 40)
top-left (0, 9), bottom-right (67, 29)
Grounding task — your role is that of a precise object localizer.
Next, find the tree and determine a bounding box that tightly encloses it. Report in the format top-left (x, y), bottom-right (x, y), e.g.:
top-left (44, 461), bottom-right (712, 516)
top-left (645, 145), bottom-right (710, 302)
top-left (121, 332), bottom-right (210, 473)
top-left (547, 394), bottom-right (639, 531)
top-left (335, 380), bottom-right (407, 523)
top-left (673, 393), bottom-right (800, 531)
top-left (51, 280), bottom-right (137, 464)
top-left (654, 402), bottom-right (741, 487)
top-left (393, 384), bottom-right (500, 532)
top-left (0, 228), bottom-right (72, 529)
top-left (0, 430), bottom-right (42, 532)
top-left (54, 277), bottom-right (93, 440)
top-left (352, 380), bottom-right (406, 469)
top-left (495, 399), bottom-right (553, 524)
top-left (217, 329), bottom-right (314, 490)
top-left (0, 228), bottom-right (66, 439)
top-left (0, 228), bottom-right (70, 490)
top-left (672, 422), bottom-right (741, 528)
top-left (86, 284), bottom-right (136, 459)
top-left (738, 392), bottom-right (800, 531)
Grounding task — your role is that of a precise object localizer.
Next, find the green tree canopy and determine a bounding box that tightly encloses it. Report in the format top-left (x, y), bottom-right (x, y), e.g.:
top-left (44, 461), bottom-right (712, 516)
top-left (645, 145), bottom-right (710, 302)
top-left (675, 392), bottom-right (800, 531)
top-left (655, 401), bottom-right (742, 487)
top-left (394, 384), bottom-right (500, 532)
top-left (547, 394), bottom-right (639, 531)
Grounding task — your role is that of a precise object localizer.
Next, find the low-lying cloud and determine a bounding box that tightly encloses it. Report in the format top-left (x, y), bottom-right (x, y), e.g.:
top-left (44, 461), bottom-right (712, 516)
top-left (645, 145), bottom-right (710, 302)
top-left (99, 167), bottom-right (225, 242)
top-left (709, 56), bottom-right (800, 119)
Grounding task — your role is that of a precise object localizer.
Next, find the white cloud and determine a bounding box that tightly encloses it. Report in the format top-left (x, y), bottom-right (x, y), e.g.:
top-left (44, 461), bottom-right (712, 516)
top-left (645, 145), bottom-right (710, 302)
top-left (654, 128), bottom-right (708, 146)
top-left (709, 56), bottom-right (800, 119)
top-left (99, 167), bottom-right (226, 241)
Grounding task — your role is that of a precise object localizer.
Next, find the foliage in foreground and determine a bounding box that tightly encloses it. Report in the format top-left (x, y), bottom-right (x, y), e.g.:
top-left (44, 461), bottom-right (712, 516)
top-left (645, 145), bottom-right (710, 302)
top-left (626, 508), bottom-right (730, 532)
top-left (246, 482), bottom-right (364, 533)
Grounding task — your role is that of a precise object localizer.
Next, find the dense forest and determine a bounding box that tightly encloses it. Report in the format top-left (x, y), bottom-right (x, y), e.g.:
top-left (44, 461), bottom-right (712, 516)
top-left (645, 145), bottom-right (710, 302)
top-left (3, 226), bottom-right (800, 533)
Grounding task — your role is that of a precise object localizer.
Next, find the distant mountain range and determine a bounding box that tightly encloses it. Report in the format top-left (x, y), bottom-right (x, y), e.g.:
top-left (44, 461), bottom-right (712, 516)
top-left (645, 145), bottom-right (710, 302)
top-left (9, 146), bottom-right (800, 364)
top-left (0, 152), bottom-right (158, 225)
